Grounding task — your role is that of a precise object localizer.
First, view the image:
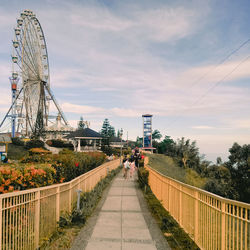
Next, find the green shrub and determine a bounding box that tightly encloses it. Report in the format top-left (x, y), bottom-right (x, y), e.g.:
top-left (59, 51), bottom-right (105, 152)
top-left (59, 166), bottom-right (121, 227)
top-left (138, 167), bottom-right (149, 189)
top-left (11, 137), bottom-right (25, 146)
top-left (7, 144), bottom-right (28, 160)
top-left (46, 140), bottom-right (74, 150)
top-left (25, 139), bottom-right (44, 149)
top-left (143, 190), bottom-right (199, 249)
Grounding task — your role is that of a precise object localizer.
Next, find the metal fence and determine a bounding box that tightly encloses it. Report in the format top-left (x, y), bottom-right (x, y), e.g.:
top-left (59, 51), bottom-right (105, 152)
top-left (145, 162), bottom-right (250, 250)
top-left (0, 159), bottom-right (120, 250)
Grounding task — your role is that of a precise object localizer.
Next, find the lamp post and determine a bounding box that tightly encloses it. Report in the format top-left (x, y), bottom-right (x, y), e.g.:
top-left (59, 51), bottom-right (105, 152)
top-left (120, 128), bottom-right (123, 166)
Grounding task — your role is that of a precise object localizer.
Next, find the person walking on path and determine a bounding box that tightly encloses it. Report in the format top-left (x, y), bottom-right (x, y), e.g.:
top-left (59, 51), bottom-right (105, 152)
top-left (129, 158), bottom-right (135, 179)
top-left (124, 159), bottom-right (130, 180)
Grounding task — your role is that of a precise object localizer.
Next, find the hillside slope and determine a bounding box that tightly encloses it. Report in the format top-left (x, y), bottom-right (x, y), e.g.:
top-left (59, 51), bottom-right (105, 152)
top-left (148, 154), bottom-right (206, 188)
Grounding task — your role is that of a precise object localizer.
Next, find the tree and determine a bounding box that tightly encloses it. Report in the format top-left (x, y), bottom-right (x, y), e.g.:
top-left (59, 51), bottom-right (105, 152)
top-left (152, 130), bottom-right (162, 140)
top-left (135, 136), bottom-right (143, 147)
top-left (108, 125), bottom-right (115, 138)
top-left (204, 165), bottom-right (238, 200)
top-left (100, 118), bottom-right (116, 146)
top-left (100, 118), bottom-right (110, 138)
top-left (78, 116), bottom-right (85, 129)
top-left (117, 129), bottom-right (120, 138)
top-left (225, 143), bottom-right (250, 203)
top-left (157, 135), bottom-right (174, 155)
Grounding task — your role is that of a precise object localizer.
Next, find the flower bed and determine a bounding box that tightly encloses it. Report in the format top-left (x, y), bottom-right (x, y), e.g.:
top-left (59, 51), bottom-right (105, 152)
top-left (0, 150), bottom-right (106, 194)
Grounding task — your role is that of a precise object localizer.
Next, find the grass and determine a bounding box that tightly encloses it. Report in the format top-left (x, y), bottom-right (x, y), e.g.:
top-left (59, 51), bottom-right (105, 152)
top-left (148, 154), bottom-right (206, 188)
top-left (7, 143), bottom-right (28, 160)
top-left (142, 186), bottom-right (200, 249)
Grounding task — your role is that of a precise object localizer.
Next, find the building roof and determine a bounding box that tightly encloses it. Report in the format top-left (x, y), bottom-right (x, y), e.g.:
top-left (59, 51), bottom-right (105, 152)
top-left (0, 133), bottom-right (12, 143)
top-left (109, 136), bottom-right (122, 142)
top-left (64, 128), bottom-right (102, 139)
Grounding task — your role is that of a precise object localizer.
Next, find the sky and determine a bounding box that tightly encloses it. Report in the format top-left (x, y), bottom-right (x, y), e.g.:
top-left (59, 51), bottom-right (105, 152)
top-left (1, 0), bottom-right (250, 162)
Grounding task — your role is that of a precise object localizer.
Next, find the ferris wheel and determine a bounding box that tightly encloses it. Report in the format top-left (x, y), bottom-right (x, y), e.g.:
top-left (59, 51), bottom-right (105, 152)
top-left (0, 10), bottom-right (68, 138)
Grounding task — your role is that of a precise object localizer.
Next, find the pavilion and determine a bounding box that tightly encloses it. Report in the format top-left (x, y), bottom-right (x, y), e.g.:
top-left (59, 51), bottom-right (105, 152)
top-left (64, 128), bottom-right (102, 152)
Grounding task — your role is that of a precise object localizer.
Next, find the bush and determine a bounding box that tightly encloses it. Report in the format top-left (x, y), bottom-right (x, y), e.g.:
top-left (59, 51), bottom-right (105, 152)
top-left (46, 140), bottom-right (74, 150)
top-left (0, 164), bottom-right (57, 193)
top-left (141, 183), bottom-right (199, 249)
top-left (11, 137), bottom-right (25, 146)
top-left (25, 139), bottom-right (44, 149)
top-left (2, 150), bottom-right (106, 193)
top-left (59, 166), bottom-right (121, 227)
top-left (138, 167), bottom-right (149, 189)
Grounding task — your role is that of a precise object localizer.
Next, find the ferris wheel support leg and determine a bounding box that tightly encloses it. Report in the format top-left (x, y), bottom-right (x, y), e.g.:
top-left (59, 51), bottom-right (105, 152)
top-left (0, 87), bottom-right (23, 132)
top-left (43, 82), bottom-right (68, 125)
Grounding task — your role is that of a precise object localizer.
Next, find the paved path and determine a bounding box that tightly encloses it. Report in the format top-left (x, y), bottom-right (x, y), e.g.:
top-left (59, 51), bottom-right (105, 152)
top-left (71, 171), bottom-right (170, 250)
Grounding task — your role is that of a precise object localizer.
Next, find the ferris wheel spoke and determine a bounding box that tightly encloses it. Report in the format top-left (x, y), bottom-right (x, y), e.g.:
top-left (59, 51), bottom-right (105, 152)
top-left (25, 24), bottom-right (41, 75)
top-left (18, 23), bottom-right (40, 78)
top-left (17, 30), bottom-right (37, 71)
top-left (14, 40), bottom-right (39, 79)
top-left (17, 38), bottom-right (39, 78)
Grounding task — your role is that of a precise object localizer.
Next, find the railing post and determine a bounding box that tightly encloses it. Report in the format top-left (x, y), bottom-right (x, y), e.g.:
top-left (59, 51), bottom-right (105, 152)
top-left (221, 200), bottom-right (226, 250)
top-left (34, 190), bottom-right (40, 249)
top-left (0, 197), bottom-right (2, 250)
top-left (194, 191), bottom-right (199, 242)
top-left (168, 180), bottom-right (171, 212)
top-left (56, 186), bottom-right (60, 222)
top-left (68, 183), bottom-right (72, 212)
top-left (179, 184), bottom-right (182, 226)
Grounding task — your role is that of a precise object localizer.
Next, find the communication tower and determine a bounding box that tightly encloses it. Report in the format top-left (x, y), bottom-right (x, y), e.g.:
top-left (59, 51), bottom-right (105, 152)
top-left (142, 114), bottom-right (153, 150)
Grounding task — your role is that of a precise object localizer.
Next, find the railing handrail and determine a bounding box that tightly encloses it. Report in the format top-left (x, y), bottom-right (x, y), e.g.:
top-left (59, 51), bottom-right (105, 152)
top-left (145, 157), bottom-right (250, 250)
top-left (0, 158), bottom-right (120, 250)
top-left (146, 163), bottom-right (250, 208)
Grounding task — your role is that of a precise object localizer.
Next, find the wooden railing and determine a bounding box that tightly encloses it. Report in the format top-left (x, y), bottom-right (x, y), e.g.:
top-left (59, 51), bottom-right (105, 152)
top-left (145, 160), bottom-right (250, 250)
top-left (0, 159), bottom-right (120, 250)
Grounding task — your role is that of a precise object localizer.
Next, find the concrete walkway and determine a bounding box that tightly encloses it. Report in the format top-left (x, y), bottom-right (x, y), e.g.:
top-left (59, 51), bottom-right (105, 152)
top-left (71, 171), bottom-right (170, 250)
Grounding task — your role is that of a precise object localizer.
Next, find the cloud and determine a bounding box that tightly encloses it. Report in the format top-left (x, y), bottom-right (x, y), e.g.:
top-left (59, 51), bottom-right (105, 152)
top-left (70, 8), bottom-right (132, 31)
top-left (192, 126), bottom-right (215, 129)
top-left (226, 119), bottom-right (250, 129)
top-left (133, 7), bottom-right (199, 42)
top-left (111, 107), bottom-right (141, 117)
top-left (61, 102), bottom-right (105, 114)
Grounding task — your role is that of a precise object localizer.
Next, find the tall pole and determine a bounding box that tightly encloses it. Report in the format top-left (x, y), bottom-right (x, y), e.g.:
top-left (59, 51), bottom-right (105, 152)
top-left (120, 128), bottom-right (123, 166)
top-left (9, 75), bottom-right (19, 138)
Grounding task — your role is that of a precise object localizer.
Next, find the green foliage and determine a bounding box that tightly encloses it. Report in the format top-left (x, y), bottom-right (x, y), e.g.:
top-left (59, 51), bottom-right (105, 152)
top-left (7, 143), bottom-right (28, 160)
top-left (140, 183), bottom-right (199, 249)
top-left (149, 154), bottom-right (207, 189)
top-left (138, 167), bottom-right (149, 188)
top-left (157, 135), bottom-right (174, 155)
top-left (51, 151), bottom-right (106, 182)
top-left (46, 139), bottom-right (74, 149)
top-left (152, 129), bottom-right (162, 140)
top-left (225, 143), bottom-right (250, 203)
top-left (185, 169), bottom-right (207, 188)
top-left (78, 116), bottom-right (85, 129)
top-left (149, 154), bottom-right (185, 182)
top-left (11, 137), bottom-right (25, 146)
top-left (59, 167), bottom-right (121, 227)
top-left (135, 136), bottom-right (143, 147)
top-left (25, 139), bottom-right (44, 149)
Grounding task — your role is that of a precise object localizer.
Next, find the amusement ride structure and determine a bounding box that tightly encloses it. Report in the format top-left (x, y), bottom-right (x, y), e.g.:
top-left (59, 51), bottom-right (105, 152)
top-left (0, 10), bottom-right (68, 138)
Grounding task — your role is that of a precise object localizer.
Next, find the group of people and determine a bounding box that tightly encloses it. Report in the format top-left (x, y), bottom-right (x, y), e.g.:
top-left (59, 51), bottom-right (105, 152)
top-left (122, 147), bottom-right (143, 180)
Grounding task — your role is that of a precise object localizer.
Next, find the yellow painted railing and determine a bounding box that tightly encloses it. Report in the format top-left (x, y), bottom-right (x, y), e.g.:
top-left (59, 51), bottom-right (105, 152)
top-left (0, 159), bottom-right (120, 250)
top-left (145, 160), bottom-right (250, 250)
